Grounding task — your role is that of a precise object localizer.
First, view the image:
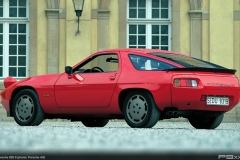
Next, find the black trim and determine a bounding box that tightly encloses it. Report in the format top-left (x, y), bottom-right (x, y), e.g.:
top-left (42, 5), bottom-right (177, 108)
top-left (0, 152), bottom-right (229, 160)
top-left (163, 67), bottom-right (236, 74)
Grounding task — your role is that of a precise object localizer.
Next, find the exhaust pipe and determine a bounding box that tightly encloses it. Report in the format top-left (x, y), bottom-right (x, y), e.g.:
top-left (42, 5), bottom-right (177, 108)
top-left (166, 111), bottom-right (175, 116)
top-left (165, 110), bottom-right (193, 117)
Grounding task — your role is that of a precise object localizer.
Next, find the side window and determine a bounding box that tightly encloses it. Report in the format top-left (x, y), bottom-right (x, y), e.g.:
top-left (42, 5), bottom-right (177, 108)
top-left (129, 54), bottom-right (176, 70)
top-left (74, 54), bottom-right (119, 73)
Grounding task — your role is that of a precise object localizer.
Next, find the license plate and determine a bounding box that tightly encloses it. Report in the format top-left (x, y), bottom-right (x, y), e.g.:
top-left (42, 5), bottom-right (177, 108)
top-left (206, 97), bottom-right (229, 106)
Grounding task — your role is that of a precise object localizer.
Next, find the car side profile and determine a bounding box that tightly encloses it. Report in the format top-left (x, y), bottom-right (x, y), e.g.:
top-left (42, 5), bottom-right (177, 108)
top-left (1, 48), bottom-right (240, 129)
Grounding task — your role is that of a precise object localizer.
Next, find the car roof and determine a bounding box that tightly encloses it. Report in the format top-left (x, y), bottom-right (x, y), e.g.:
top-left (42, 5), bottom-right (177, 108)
top-left (98, 48), bottom-right (190, 57)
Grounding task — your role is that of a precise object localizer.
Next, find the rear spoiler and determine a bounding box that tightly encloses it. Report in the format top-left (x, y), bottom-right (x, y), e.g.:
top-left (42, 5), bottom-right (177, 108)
top-left (163, 67), bottom-right (236, 74)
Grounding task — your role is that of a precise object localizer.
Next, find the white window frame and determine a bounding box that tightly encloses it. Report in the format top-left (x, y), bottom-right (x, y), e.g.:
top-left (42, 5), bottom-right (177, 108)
top-left (0, 0), bottom-right (29, 80)
top-left (127, 0), bottom-right (172, 50)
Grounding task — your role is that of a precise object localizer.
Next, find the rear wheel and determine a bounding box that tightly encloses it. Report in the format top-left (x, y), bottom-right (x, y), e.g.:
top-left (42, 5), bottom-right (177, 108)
top-left (82, 119), bottom-right (109, 127)
top-left (188, 114), bottom-right (224, 129)
top-left (12, 89), bottom-right (45, 126)
top-left (122, 91), bottom-right (160, 128)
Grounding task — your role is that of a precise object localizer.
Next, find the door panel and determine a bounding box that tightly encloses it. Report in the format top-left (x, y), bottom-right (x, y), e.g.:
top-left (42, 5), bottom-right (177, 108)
top-left (55, 53), bottom-right (120, 108)
top-left (55, 72), bottom-right (118, 108)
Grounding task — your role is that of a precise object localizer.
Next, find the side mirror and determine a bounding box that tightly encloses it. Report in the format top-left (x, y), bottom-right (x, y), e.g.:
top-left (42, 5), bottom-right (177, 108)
top-left (65, 66), bottom-right (73, 74)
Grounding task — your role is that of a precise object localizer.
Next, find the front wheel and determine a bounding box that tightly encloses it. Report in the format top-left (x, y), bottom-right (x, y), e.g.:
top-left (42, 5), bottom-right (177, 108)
top-left (122, 91), bottom-right (160, 128)
top-left (81, 119), bottom-right (109, 127)
top-left (188, 114), bottom-right (224, 129)
top-left (12, 89), bottom-right (45, 126)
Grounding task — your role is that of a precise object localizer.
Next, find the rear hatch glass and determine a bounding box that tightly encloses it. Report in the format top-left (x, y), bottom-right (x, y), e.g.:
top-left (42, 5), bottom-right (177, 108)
top-left (150, 53), bottom-right (226, 69)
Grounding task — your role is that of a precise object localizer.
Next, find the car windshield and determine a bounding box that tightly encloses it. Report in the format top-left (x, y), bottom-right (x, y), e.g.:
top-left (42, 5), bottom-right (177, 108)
top-left (150, 53), bottom-right (226, 69)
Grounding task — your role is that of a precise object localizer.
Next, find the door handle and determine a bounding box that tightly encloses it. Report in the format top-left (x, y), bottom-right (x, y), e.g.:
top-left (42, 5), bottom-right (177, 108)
top-left (110, 73), bottom-right (117, 80)
top-left (109, 76), bottom-right (116, 80)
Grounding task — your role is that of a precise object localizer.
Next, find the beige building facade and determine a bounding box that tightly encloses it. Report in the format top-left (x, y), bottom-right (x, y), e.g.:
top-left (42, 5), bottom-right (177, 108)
top-left (0, 0), bottom-right (240, 122)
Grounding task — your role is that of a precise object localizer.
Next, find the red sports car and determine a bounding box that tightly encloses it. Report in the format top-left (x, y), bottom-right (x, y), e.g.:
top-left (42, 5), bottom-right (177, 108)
top-left (1, 49), bottom-right (240, 129)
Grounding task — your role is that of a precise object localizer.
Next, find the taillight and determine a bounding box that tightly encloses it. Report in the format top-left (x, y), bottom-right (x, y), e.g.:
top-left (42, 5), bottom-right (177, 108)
top-left (174, 79), bottom-right (198, 87)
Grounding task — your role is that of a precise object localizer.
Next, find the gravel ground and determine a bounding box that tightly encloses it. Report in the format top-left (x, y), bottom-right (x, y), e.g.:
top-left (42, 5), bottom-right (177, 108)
top-left (0, 121), bottom-right (240, 154)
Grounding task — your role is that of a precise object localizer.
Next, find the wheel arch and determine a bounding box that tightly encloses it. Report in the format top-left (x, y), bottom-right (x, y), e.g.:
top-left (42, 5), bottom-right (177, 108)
top-left (118, 88), bottom-right (158, 112)
top-left (9, 86), bottom-right (38, 117)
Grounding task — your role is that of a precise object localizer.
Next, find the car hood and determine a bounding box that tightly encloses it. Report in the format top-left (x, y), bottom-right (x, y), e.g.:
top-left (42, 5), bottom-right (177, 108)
top-left (0, 73), bottom-right (63, 105)
top-left (16, 73), bottom-right (63, 87)
top-left (2, 73), bottom-right (63, 90)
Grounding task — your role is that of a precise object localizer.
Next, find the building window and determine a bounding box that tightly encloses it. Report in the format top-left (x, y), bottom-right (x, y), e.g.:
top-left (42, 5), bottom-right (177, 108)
top-left (127, 0), bottom-right (171, 50)
top-left (0, 0), bottom-right (29, 79)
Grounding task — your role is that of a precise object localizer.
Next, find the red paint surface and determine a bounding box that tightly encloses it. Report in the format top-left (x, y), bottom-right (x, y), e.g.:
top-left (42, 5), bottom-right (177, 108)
top-left (0, 48), bottom-right (239, 117)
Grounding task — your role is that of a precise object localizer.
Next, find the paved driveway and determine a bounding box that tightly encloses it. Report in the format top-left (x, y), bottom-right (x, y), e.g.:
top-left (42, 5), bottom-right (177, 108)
top-left (0, 121), bottom-right (239, 154)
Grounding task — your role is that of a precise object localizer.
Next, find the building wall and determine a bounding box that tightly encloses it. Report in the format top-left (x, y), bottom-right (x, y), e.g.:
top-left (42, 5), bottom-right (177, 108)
top-left (28, 0), bottom-right (240, 78)
top-left (180, 0), bottom-right (190, 55)
top-left (0, 0), bottom-right (240, 122)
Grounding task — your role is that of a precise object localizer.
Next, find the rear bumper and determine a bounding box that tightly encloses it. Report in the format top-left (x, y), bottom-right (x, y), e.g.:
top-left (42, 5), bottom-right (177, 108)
top-left (171, 87), bottom-right (240, 112)
top-left (171, 72), bottom-right (240, 112)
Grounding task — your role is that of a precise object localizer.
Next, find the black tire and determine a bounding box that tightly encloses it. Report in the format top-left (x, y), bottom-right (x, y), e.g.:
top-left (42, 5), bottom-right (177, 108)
top-left (188, 114), bottom-right (224, 129)
top-left (122, 91), bottom-right (160, 128)
top-left (82, 119), bottom-right (109, 127)
top-left (12, 89), bottom-right (45, 126)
